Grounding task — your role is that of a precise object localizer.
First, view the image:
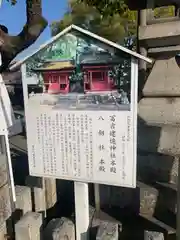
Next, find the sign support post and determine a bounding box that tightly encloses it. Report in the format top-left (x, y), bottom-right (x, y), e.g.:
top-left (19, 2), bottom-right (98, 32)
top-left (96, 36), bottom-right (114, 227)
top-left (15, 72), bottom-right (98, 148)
top-left (94, 184), bottom-right (100, 213)
top-left (74, 182), bottom-right (89, 240)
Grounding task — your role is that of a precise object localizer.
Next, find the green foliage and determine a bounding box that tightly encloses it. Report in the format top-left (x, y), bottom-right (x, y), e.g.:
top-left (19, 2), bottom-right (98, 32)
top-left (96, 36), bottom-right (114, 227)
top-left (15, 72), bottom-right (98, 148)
top-left (51, 0), bottom-right (137, 45)
top-left (109, 57), bottom-right (131, 100)
top-left (78, 0), bottom-right (128, 16)
top-left (82, 0), bottom-right (175, 18)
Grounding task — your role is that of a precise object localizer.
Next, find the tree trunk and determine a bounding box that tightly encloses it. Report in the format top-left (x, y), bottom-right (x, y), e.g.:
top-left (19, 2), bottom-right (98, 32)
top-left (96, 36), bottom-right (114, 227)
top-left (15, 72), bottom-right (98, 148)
top-left (0, 0), bottom-right (48, 72)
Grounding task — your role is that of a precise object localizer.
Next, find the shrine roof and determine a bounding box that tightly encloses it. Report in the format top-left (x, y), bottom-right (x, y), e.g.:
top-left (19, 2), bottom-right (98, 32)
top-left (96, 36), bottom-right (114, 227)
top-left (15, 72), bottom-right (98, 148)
top-left (10, 25), bottom-right (152, 71)
top-left (33, 60), bottom-right (75, 71)
top-left (79, 52), bottom-right (121, 65)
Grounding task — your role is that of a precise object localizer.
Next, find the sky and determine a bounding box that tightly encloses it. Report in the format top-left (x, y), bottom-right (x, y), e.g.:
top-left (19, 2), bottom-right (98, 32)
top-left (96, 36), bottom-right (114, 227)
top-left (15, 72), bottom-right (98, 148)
top-left (0, 0), bottom-right (68, 60)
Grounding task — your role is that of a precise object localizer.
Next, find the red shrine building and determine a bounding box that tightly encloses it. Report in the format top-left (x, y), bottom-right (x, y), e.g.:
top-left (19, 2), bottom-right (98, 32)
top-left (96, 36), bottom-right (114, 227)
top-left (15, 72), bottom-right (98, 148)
top-left (80, 52), bottom-right (119, 93)
top-left (33, 60), bottom-right (75, 94)
top-left (83, 65), bottom-right (115, 92)
top-left (33, 53), bottom-right (119, 94)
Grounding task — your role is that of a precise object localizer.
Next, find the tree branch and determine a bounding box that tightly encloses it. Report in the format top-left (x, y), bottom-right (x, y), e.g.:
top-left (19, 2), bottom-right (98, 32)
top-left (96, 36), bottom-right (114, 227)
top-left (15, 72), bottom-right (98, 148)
top-left (0, 0), bottom-right (48, 72)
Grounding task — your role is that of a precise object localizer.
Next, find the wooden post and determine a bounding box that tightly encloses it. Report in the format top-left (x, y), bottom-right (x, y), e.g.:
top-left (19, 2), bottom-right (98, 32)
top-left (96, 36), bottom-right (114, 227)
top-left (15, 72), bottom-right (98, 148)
top-left (94, 184), bottom-right (100, 214)
top-left (74, 182), bottom-right (89, 240)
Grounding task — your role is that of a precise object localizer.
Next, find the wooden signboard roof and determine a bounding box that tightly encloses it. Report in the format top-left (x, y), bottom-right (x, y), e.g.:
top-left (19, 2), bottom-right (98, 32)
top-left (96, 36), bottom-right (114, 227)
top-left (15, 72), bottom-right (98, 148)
top-left (10, 24), bottom-right (152, 71)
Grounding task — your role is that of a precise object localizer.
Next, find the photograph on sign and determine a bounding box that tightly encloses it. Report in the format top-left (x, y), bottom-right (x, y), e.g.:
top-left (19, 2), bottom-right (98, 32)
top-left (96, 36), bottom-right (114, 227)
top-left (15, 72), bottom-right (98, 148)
top-left (22, 25), bottom-right (138, 188)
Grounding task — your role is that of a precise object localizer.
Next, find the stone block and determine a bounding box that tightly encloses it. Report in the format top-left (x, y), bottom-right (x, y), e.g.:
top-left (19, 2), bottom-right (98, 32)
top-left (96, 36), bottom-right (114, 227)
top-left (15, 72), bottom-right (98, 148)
top-left (0, 222), bottom-right (7, 240)
top-left (0, 184), bottom-right (11, 226)
top-left (139, 20), bottom-right (180, 47)
top-left (33, 187), bottom-right (46, 213)
top-left (147, 16), bottom-right (178, 25)
top-left (144, 231), bottom-right (164, 240)
top-left (138, 124), bottom-right (180, 155)
top-left (26, 176), bottom-right (46, 214)
top-left (139, 97), bottom-right (180, 126)
top-left (91, 209), bottom-right (121, 230)
top-left (26, 176), bottom-right (43, 188)
top-left (137, 154), bottom-right (178, 184)
top-left (142, 57), bottom-right (180, 97)
top-left (43, 217), bottom-right (75, 240)
top-left (148, 45), bottom-right (180, 58)
top-left (156, 182), bottom-right (177, 214)
top-left (15, 212), bottom-right (43, 240)
top-left (26, 176), bottom-right (57, 212)
top-left (100, 185), bottom-right (134, 209)
top-left (100, 182), bottom-right (158, 216)
top-left (15, 185), bottom-right (32, 215)
top-left (0, 154), bottom-right (7, 188)
top-left (96, 222), bottom-right (118, 240)
top-left (44, 178), bottom-right (57, 210)
top-left (141, 214), bottom-right (176, 237)
top-left (88, 206), bottom-right (121, 239)
top-left (137, 182), bottom-right (159, 216)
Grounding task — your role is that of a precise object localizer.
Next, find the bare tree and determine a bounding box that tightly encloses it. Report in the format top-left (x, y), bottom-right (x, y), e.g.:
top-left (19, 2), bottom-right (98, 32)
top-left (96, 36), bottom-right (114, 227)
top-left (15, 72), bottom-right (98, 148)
top-left (0, 0), bottom-right (48, 72)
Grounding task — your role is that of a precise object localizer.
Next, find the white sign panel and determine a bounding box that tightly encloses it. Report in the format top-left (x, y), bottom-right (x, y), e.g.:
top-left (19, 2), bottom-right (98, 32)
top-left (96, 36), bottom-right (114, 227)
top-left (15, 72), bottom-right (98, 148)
top-left (26, 102), bottom-right (136, 188)
top-left (0, 74), bottom-right (16, 134)
top-left (0, 100), bottom-right (7, 135)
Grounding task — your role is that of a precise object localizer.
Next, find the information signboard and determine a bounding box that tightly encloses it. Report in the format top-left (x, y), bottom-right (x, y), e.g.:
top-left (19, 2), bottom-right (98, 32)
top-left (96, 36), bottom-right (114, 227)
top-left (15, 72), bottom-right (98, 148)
top-left (19, 24), bottom-right (148, 188)
top-left (20, 25), bottom-right (152, 239)
top-left (26, 94), bottom-right (136, 187)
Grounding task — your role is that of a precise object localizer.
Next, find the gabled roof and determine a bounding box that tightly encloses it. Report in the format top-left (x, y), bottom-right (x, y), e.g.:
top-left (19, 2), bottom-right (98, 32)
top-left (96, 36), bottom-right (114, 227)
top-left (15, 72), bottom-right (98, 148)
top-left (33, 60), bottom-right (75, 71)
top-left (10, 24), bottom-right (152, 71)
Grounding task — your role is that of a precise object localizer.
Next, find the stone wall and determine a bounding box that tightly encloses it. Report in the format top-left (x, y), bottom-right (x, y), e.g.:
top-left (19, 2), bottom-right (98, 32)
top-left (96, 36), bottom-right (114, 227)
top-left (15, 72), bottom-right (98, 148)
top-left (0, 152), bottom-right (12, 239)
